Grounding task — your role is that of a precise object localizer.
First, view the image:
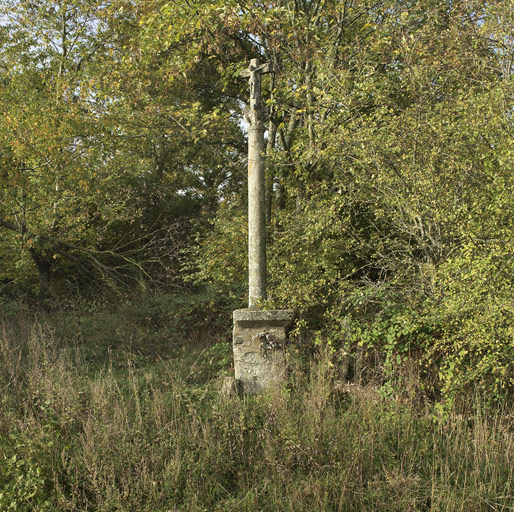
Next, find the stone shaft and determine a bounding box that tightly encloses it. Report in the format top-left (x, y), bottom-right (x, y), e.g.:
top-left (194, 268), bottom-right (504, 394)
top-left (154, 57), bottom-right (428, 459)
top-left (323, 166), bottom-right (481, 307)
top-left (244, 57), bottom-right (271, 308)
top-left (248, 123), bottom-right (266, 307)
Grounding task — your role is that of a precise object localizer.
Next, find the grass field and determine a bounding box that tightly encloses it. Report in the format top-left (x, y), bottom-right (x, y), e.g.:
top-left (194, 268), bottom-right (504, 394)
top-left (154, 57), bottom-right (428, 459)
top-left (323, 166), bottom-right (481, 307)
top-left (1, 294), bottom-right (514, 511)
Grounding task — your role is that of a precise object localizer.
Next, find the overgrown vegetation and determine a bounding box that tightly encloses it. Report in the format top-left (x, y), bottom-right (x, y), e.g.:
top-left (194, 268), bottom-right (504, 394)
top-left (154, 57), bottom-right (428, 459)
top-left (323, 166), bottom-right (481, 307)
top-left (1, 300), bottom-right (514, 511)
top-left (2, 0), bottom-right (514, 507)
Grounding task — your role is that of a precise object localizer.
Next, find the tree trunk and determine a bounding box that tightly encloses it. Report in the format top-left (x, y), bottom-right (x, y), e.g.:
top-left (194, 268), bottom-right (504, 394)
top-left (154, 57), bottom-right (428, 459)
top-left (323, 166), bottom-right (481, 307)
top-left (265, 73), bottom-right (277, 227)
top-left (29, 248), bottom-right (51, 297)
top-left (265, 118), bottom-right (277, 226)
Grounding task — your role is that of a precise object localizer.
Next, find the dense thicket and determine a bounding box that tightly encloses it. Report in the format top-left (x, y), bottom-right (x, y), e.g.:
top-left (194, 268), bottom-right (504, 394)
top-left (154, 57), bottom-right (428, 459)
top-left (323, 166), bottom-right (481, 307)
top-left (1, 0), bottom-right (513, 404)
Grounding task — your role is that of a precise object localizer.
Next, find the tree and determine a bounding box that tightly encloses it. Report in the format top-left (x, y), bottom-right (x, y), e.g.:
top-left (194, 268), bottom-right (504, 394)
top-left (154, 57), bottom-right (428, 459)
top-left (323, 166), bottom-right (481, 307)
top-left (0, 0), bottom-right (232, 294)
top-left (0, 0), bottom-right (134, 294)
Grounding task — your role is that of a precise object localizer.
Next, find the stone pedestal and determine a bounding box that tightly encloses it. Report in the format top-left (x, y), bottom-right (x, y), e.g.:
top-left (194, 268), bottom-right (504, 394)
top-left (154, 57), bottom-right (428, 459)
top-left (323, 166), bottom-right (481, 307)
top-left (232, 309), bottom-right (295, 395)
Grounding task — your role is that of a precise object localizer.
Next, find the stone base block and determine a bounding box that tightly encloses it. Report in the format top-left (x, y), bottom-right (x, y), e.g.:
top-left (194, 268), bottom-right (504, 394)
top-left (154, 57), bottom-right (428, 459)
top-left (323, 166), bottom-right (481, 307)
top-left (232, 309), bottom-right (295, 395)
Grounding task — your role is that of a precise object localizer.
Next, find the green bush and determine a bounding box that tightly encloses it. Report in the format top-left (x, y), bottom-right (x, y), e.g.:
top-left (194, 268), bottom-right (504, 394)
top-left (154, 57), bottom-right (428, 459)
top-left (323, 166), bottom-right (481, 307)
top-left (427, 241), bottom-right (514, 406)
top-left (0, 418), bottom-right (58, 511)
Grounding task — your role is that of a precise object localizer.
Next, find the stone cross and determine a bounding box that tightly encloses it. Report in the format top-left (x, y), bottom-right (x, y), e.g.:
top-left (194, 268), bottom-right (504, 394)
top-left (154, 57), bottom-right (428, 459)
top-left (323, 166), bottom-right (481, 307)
top-left (226, 59), bottom-right (294, 396)
top-left (240, 58), bottom-right (272, 308)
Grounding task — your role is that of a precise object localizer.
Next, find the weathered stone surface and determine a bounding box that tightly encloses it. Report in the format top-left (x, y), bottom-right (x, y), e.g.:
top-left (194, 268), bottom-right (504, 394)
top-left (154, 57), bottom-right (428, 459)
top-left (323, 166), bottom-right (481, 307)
top-left (240, 58), bottom-right (273, 308)
top-left (233, 309), bottom-right (295, 325)
top-left (220, 376), bottom-right (243, 397)
top-left (232, 309), bottom-right (295, 395)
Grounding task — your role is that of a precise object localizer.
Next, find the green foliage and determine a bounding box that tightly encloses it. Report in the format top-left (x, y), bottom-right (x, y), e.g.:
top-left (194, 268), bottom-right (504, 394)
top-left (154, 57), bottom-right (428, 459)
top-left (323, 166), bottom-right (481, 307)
top-left (0, 0), bottom-right (145, 289)
top-left (183, 200), bottom-right (247, 300)
top-left (428, 241), bottom-right (514, 405)
top-left (127, 289), bottom-right (237, 344)
top-left (2, 1), bottom-right (514, 506)
top-left (182, 0), bottom-right (514, 403)
top-left (268, 194), bottom-right (354, 312)
top-left (0, 404), bottom-right (59, 511)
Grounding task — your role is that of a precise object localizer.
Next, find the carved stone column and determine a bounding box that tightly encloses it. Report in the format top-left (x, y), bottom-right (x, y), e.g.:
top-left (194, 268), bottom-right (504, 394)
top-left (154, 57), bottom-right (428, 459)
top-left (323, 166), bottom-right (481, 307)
top-left (240, 58), bottom-right (272, 308)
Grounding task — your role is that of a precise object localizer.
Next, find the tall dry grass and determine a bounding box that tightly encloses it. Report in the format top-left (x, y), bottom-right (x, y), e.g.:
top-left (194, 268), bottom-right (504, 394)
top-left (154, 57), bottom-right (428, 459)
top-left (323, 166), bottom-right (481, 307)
top-left (1, 305), bottom-right (514, 511)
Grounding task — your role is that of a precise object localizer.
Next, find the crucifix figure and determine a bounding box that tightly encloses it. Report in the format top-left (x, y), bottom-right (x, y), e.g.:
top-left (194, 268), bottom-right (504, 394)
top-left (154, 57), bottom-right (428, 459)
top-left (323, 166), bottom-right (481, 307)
top-left (240, 58), bottom-right (272, 308)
